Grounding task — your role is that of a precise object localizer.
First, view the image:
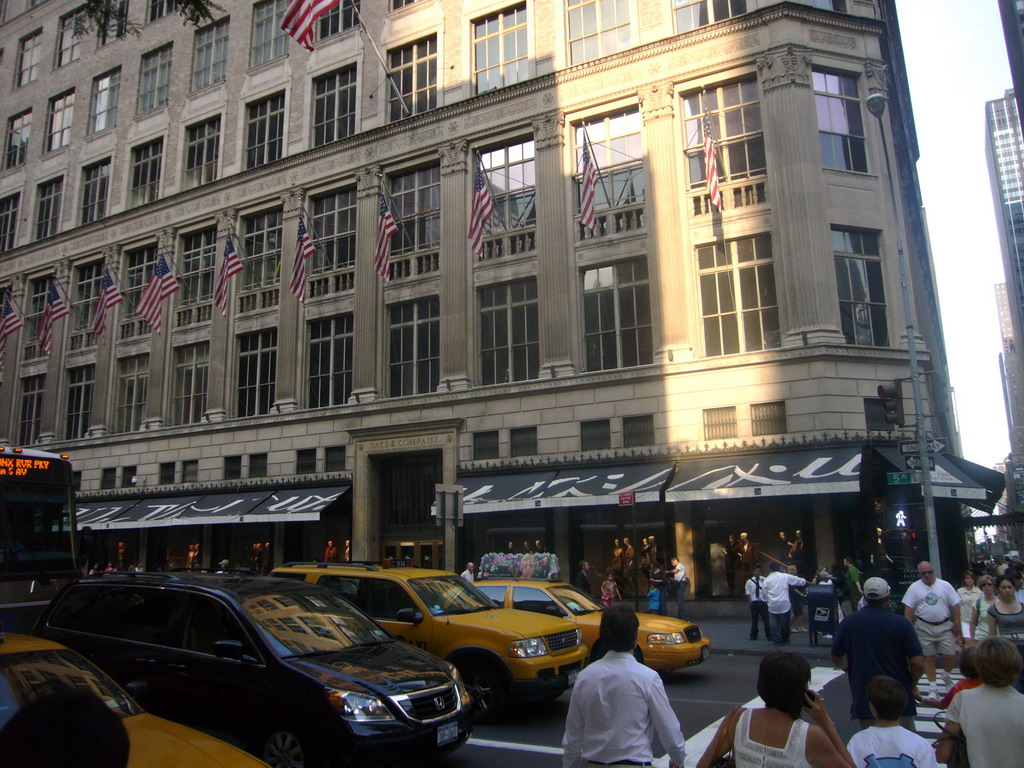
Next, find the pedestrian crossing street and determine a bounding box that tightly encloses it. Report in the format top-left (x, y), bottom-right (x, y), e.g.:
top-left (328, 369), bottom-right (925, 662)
top-left (912, 671), bottom-right (966, 739)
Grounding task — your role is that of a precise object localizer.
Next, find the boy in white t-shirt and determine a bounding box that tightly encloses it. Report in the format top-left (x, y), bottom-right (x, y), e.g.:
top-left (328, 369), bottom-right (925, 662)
top-left (847, 675), bottom-right (937, 768)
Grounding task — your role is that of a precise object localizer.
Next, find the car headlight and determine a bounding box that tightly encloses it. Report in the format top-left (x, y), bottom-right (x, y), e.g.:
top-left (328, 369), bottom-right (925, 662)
top-left (325, 689), bottom-right (395, 721)
top-left (647, 632), bottom-right (686, 645)
top-left (446, 662), bottom-right (473, 707)
top-left (508, 637), bottom-right (548, 657)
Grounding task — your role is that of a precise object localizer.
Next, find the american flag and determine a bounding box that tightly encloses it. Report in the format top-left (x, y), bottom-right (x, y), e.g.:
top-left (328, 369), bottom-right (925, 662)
top-left (281, 0), bottom-right (339, 52)
top-left (136, 251), bottom-right (179, 334)
top-left (290, 214), bottom-right (317, 302)
top-left (375, 193), bottom-right (399, 280)
top-left (579, 130), bottom-right (599, 233)
top-left (37, 279), bottom-right (69, 355)
top-left (468, 161), bottom-right (495, 259)
top-left (0, 292), bottom-right (24, 365)
top-left (214, 232), bottom-right (244, 315)
top-left (702, 98), bottom-right (723, 210)
top-left (93, 265), bottom-right (123, 339)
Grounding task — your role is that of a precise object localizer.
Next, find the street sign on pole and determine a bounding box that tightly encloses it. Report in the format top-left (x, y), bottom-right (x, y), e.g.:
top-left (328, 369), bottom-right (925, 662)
top-left (899, 438), bottom-right (947, 455)
top-left (887, 472), bottom-right (914, 485)
top-left (904, 455), bottom-right (935, 472)
top-left (433, 484), bottom-right (464, 527)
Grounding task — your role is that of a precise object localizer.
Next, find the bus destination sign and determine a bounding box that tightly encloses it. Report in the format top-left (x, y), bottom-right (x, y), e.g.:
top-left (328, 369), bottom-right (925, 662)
top-left (0, 455), bottom-right (53, 477)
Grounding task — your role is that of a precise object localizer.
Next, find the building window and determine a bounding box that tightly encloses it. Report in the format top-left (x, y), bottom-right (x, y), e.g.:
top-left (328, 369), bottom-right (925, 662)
top-left (251, 0), bottom-right (287, 66)
top-left (72, 261), bottom-right (102, 333)
top-left (388, 297), bottom-right (439, 396)
top-left (473, 4), bottom-right (528, 93)
top-left (683, 80), bottom-right (764, 193)
top-left (130, 139), bottom-right (162, 206)
top-left (473, 431), bottom-right (499, 460)
top-left (46, 91), bottom-right (75, 152)
top-left (309, 314), bottom-right (353, 407)
top-left (5, 110), bottom-right (31, 169)
top-left (224, 455), bottom-right (242, 479)
top-left (697, 234), bottom-right (779, 356)
top-left (101, 467), bottom-right (116, 489)
top-left (148, 0), bottom-right (177, 23)
top-left (116, 355), bottom-right (148, 433)
top-left (122, 466), bottom-right (137, 487)
top-left (567, 0), bottom-right (632, 64)
top-left (183, 116), bottom-right (220, 188)
top-left (0, 194), bottom-right (18, 251)
top-left (814, 70), bottom-right (866, 172)
top-left (245, 92), bottom-right (285, 169)
top-left (623, 414), bottom-right (655, 447)
top-left (312, 68), bottom-right (356, 147)
top-left (192, 20), bottom-right (228, 91)
top-left (391, 166), bottom-right (441, 255)
top-left (182, 459), bottom-right (198, 482)
top-left (19, 375), bottom-right (44, 445)
top-left (90, 70), bottom-right (121, 134)
top-left (249, 453), bottom-right (268, 478)
top-left (479, 139), bottom-right (536, 232)
top-left (674, 0), bottom-right (747, 32)
top-left (241, 209), bottom-right (282, 290)
top-left (703, 406), bottom-right (737, 440)
top-left (80, 159), bottom-right (111, 225)
top-left (98, 0), bottom-right (129, 45)
top-left (16, 31), bottom-right (42, 87)
top-left (574, 112), bottom-right (644, 219)
top-left (159, 462), bottom-right (175, 484)
top-left (123, 244), bottom-right (158, 319)
top-left (833, 227), bottom-right (887, 346)
top-left (173, 342), bottom-right (208, 424)
top-left (510, 426), bottom-right (537, 457)
top-left (751, 401), bottom-right (787, 436)
top-left (325, 445), bottom-right (345, 472)
top-left (35, 177), bottom-right (63, 240)
top-left (139, 45), bottom-right (173, 113)
top-left (580, 420), bottom-right (611, 452)
top-left (316, 0), bottom-right (357, 40)
top-left (388, 37), bottom-right (437, 121)
top-left (480, 279), bottom-right (538, 384)
top-left (179, 228), bottom-right (216, 304)
top-left (56, 10), bottom-right (84, 68)
top-left (238, 329), bottom-right (277, 416)
top-left (296, 449), bottom-right (317, 474)
top-left (66, 365), bottom-right (94, 440)
top-left (582, 258), bottom-right (653, 371)
top-left (311, 188), bottom-right (356, 271)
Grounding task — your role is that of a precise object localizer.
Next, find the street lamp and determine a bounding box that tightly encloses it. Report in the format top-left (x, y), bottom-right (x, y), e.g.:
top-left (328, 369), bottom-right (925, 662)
top-left (865, 92), bottom-right (942, 578)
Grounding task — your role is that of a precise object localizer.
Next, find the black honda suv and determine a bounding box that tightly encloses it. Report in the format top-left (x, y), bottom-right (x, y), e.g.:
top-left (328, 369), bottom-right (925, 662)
top-left (34, 572), bottom-right (473, 768)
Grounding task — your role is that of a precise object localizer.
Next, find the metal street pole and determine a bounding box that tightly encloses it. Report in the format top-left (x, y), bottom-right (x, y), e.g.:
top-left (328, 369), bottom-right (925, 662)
top-left (866, 93), bottom-right (942, 578)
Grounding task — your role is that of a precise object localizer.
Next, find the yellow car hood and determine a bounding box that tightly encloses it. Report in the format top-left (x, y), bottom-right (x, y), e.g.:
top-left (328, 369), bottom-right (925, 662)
top-left (440, 607), bottom-right (580, 639)
top-left (125, 714), bottom-right (268, 768)
top-left (636, 614), bottom-right (695, 634)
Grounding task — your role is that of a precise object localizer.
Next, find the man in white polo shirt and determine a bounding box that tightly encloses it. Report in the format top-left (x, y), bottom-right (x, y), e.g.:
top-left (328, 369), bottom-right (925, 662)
top-left (902, 561), bottom-right (960, 698)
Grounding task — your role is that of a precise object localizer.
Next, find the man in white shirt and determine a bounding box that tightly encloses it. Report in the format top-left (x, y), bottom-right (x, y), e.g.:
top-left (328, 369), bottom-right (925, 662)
top-left (668, 556), bottom-right (688, 620)
top-left (763, 562), bottom-right (806, 646)
top-left (460, 562), bottom-right (475, 582)
top-left (562, 604), bottom-right (685, 768)
top-left (902, 561), bottom-right (960, 698)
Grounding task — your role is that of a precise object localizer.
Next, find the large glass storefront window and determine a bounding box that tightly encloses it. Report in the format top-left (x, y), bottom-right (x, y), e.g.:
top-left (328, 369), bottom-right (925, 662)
top-left (464, 510), bottom-right (556, 579)
top-left (572, 507), bottom-right (671, 599)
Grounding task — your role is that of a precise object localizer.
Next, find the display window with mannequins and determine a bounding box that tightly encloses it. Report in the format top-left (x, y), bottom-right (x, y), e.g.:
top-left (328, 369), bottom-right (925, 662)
top-left (705, 506), bottom-right (810, 597)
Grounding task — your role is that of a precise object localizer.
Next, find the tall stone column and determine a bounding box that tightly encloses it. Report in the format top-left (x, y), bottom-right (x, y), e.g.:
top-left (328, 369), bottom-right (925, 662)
top-left (756, 45), bottom-right (845, 346)
top-left (274, 188), bottom-right (305, 413)
top-left (86, 245), bottom-right (122, 438)
top-left (141, 228), bottom-right (176, 430)
top-left (533, 112), bottom-right (577, 377)
top-left (641, 82), bottom-right (694, 362)
top-left (350, 166), bottom-right (385, 403)
top-left (37, 260), bottom-right (71, 444)
top-left (438, 141), bottom-right (471, 391)
top-left (204, 209), bottom-right (237, 423)
top-left (0, 275), bottom-right (26, 443)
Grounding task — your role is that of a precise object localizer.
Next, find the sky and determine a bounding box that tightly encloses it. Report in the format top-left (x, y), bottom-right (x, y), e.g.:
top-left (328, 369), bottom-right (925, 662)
top-left (895, 0), bottom-right (1012, 469)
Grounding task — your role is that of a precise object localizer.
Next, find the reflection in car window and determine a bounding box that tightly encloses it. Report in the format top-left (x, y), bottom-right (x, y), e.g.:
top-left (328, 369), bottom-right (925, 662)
top-left (0, 649), bottom-right (138, 731)
top-left (475, 584), bottom-right (507, 606)
top-left (407, 576), bottom-right (496, 616)
top-left (512, 586), bottom-right (566, 617)
top-left (184, 597), bottom-right (252, 656)
top-left (240, 588), bottom-right (391, 656)
top-left (550, 585), bottom-right (604, 615)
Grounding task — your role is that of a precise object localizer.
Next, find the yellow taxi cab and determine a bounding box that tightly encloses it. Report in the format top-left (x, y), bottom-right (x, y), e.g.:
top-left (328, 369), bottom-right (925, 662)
top-left (0, 633), bottom-right (269, 767)
top-left (271, 563), bottom-right (588, 721)
top-left (475, 579), bottom-right (711, 672)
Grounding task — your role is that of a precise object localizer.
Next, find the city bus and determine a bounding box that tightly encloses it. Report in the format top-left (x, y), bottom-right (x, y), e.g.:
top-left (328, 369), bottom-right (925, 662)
top-left (0, 447), bottom-right (77, 633)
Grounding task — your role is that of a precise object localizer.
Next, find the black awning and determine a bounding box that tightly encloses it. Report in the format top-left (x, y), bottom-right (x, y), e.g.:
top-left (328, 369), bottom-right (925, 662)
top-left (97, 495), bottom-right (207, 529)
top-left (664, 447), bottom-right (864, 501)
top-left (874, 447), bottom-right (1003, 508)
top-left (76, 500), bottom-right (141, 529)
top-left (239, 486), bottom-right (349, 522)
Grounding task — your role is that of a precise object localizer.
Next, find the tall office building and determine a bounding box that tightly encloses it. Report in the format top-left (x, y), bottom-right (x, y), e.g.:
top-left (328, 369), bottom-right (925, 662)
top-left (0, 0), bottom-right (999, 596)
top-left (998, 0), bottom-right (1024, 135)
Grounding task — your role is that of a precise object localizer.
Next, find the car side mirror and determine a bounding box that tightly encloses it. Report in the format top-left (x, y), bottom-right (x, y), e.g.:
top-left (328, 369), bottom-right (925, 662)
top-left (213, 639), bottom-right (250, 661)
top-left (125, 680), bottom-right (149, 705)
top-left (395, 608), bottom-right (423, 624)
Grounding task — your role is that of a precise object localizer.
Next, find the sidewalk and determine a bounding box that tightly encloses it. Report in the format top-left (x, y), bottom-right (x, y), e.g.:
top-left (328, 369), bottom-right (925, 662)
top-left (691, 615), bottom-right (835, 660)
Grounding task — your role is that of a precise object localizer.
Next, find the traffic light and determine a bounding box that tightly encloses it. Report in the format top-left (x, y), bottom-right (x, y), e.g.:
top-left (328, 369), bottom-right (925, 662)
top-left (877, 380), bottom-right (904, 428)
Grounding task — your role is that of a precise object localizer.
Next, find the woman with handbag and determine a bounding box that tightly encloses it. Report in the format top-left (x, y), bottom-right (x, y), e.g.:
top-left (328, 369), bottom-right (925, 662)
top-left (696, 651), bottom-right (854, 768)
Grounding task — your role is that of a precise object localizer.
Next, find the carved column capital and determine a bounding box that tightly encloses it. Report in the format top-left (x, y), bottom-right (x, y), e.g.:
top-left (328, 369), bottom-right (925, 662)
top-left (281, 187), bottom-right (305, 213)
top-left (756, 45), bottom-right (813, 92)
top-left (55, 258), bottom-right (70, 282)
top-left (865, 61), bottom-right (888, 98)
top-left (640, 81), bottom-right (676, 123)
top-left (357, 165), bottom-right (383, 198)
top-left (159, 227), bottom-right (177, 250)
top-left (217, 208), bottom-right (238, 228)
top-left (439, 141), bottom-right (468, 175)
top-left (532, 112), bottom-right (565, 151)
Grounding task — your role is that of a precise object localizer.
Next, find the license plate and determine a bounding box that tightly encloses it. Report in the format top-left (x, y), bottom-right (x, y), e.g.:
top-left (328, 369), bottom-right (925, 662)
top-left (437, 721), bottom-right (458, 747)
top-left (701, 645), bottom-right (710, 660)
top-left (568, 669), bottom-right (579, 686)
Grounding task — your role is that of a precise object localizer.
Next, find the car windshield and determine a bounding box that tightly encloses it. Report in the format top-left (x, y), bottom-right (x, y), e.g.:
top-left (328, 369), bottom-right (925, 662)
top-left (550, 584), bottom-right (605, 615)
top-left (407, 575), bottom-right (497, 616)
top-left (0, 648), bottom-right (139, 731)
top-left (240, 587), bottom-right (393, 657)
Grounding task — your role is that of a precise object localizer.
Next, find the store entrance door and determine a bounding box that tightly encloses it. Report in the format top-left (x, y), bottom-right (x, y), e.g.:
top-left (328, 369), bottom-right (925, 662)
top-left (383, 540), bottom-right (443, 569)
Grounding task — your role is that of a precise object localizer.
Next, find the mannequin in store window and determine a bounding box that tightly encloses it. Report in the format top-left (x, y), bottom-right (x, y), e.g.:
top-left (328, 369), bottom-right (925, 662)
top-left (344, 539), bottom-right (351, 561)
top-left (324, 540), bottom-right (338, 562)
top-left (726, 534), bottom-right (741, 596)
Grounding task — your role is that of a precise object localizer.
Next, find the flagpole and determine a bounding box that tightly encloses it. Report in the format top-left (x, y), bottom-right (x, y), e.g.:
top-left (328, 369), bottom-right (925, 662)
top-left (51, 273), bottom-right (83, 326)
top-left (350, 1), bottom-right (410, 117)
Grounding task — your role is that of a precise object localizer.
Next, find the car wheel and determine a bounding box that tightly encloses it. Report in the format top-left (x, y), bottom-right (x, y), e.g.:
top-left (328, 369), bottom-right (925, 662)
top-left (459, 661), bottom-right (509, 723)
top-left (260, 727), bottom-right (319, 768)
